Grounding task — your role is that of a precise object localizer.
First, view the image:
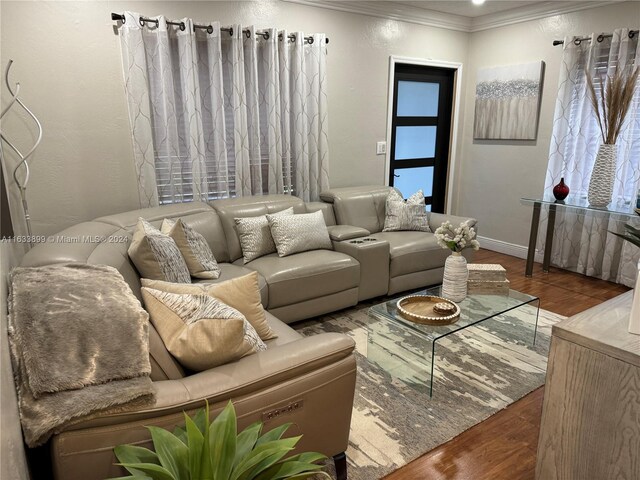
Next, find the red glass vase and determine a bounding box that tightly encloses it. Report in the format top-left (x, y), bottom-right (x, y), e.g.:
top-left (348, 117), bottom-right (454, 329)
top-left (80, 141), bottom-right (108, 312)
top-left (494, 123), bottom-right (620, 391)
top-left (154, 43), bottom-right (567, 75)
top-left (553, 177), bottom-right (570, 201)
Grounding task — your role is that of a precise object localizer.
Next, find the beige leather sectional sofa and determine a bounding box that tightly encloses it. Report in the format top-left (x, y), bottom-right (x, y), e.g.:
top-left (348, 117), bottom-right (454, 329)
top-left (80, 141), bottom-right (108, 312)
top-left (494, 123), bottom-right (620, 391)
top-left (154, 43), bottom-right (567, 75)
top-left (19, 185), bottom-right (476, 479)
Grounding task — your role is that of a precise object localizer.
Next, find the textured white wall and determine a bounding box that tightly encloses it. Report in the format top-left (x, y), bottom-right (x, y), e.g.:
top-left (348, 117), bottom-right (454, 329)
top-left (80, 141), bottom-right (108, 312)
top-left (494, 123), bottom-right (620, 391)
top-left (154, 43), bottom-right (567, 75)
top-left (0, 0), bottom-right (469, 236)
top-left (453, 1), bottom-right (640, 247)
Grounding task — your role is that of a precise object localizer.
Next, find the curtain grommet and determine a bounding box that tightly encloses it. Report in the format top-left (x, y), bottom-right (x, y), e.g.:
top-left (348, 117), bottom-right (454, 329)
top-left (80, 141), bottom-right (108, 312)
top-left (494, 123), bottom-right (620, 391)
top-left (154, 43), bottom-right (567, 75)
top-left (179, 22), bottom-right (186, 31)
top-left (139, 16), bottom-right (145, 27)
top-left (573, 38), bottom-right (582, 46)
top-left (597, 34), bottom-right (605, 43)
top-left (207, 25), bottom-right (214, 34)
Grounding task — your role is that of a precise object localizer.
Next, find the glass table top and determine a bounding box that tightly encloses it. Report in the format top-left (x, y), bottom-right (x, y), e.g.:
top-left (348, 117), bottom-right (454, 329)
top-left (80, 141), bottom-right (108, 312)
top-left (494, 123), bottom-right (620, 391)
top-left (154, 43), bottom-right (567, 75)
top-left (521, 194), bottom-right (638, 218)
top-left (369, 285), bottom-right (539, 342)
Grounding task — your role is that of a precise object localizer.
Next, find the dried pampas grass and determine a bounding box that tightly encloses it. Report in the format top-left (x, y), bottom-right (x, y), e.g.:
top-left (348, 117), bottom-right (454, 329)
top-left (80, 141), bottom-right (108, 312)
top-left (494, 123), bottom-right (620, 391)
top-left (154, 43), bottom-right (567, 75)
top-left (586, 66), bottom-right (639, 145)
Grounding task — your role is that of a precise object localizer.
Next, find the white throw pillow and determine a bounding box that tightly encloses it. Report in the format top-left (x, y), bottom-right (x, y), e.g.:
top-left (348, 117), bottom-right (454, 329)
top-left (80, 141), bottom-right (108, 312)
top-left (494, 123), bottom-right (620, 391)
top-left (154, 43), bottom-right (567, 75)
top-left (267, 210), bottom-right (332, 257)
top-left (161, 218), bottom-right (220, 279)
top-left (234, 207), bottom-right (294, 263)
top-left (383, 189), bottom-right (431, 232)
top-left (141, 288), bottom-right (266, 371)
top-left (128, 218), bottom-right (191, 283)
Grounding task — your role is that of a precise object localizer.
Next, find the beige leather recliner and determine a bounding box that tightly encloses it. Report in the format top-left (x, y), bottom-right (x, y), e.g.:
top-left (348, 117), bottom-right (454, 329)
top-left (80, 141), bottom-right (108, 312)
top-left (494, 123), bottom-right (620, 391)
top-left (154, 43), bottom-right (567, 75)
top-left (20, 199), bottom-right (356, 480)
top-left (320, 186), bottom-right (478, 295)
top-left (18, 187), bottom-right (477, 479)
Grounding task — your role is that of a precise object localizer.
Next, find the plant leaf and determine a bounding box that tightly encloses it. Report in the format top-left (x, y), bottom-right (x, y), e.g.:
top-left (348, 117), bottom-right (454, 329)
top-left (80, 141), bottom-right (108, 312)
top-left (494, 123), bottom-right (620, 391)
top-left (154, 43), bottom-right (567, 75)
top-left (172, 425), bottom-right (188, 445)
top-left (114, 445), bottom-right (160, 477)
top-left (115, 463), bottom-right (176, 480)
top-left (255, 423), bottom-right (292, 446)
top-left (107, 476), bottom-right (146, 480)
top-left (192, 407), bottom-right (208, 434)
top-left (200, 403), bottom-right (214, 480)
top-left (253, 460), bottom-right (324, 480)
top-left (209, 401), bottom-right (237, 480)
top-left (230, 437), bottom-right (300, 480)
top-left (184, 412), bottom-right (205, 479)
top-left (278, 452), bottom-right (327, 464)
top-left (287, 472), bottom-right (332, 480)
top-left (147, 426), bottom-right (189, 480)
top-left (234, 421), bottom-right (262, 468)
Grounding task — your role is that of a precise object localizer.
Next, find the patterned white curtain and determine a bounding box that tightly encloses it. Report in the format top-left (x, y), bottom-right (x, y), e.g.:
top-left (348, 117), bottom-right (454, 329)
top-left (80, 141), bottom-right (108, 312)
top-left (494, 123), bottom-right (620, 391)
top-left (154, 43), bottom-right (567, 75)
top-left (118, 12), bottom-right (329, 206)
top-left (541, 28), bottom-right (640, 286)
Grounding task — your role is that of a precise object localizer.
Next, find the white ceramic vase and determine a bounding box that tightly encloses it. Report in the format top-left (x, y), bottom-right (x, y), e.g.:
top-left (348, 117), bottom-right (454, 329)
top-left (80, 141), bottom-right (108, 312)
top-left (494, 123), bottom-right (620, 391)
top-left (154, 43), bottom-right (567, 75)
top-left (588, 144), bottom-right (617, 208)
top-left (629, 260), bottom-right (640, 335)
top-left (442, 251), bottom-right (468, 302)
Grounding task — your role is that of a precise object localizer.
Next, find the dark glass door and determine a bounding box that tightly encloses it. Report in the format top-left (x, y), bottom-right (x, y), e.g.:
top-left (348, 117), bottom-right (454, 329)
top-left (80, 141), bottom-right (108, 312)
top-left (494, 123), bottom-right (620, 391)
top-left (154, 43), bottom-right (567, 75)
top-left (389, 64), bottom-right (455, 213)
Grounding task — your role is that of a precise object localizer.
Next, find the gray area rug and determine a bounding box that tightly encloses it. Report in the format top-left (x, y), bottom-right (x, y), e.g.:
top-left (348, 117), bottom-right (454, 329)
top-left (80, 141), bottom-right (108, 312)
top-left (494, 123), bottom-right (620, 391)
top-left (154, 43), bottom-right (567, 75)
top-left (294, 297), bottom-right (563, 480)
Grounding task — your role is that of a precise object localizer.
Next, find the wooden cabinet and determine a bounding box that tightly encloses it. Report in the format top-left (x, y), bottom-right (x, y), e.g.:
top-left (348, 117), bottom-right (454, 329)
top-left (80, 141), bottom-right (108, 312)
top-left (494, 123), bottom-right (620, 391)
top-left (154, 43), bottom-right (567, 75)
top-left (536, 291), bottom-right (640, 480)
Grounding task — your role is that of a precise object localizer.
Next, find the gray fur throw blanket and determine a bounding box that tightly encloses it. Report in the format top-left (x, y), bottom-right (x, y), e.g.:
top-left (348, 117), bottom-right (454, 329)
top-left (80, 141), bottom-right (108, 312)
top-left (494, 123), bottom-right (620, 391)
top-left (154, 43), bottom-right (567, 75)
top-left (8, 263), bottom-right (155, 447)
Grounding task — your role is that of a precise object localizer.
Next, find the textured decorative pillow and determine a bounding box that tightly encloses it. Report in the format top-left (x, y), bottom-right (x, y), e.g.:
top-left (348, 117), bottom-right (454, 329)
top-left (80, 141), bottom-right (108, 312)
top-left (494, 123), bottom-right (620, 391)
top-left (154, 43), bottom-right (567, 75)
top-left (235, 207), bottom-right (294, 263)
top-left (141, 288), bottom-right (266, 371)
top-left (267, 210), bottom-right (332, 257)
top-left (128, 218), bottom-right (191, 283)
top-left (141, 271), bottom-right (276, 341)
top-left (383, 189), bottom-right (431, 232)
top-left (161, 218), bottom-right (220, 279)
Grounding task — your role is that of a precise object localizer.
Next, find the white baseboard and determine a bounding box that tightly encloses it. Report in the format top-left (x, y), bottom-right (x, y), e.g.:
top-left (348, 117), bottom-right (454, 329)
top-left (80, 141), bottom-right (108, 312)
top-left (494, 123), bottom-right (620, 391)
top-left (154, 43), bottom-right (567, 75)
top-left (477, 235), bottom-right (544, 263)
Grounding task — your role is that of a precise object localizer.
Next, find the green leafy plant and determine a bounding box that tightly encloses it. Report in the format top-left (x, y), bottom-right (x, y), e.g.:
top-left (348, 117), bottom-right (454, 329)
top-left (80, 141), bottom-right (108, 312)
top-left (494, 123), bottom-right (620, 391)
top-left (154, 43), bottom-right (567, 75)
top-left (610, 223), bottom-right (640, 249)
top-left (110, 401), bottom-right (330, 480)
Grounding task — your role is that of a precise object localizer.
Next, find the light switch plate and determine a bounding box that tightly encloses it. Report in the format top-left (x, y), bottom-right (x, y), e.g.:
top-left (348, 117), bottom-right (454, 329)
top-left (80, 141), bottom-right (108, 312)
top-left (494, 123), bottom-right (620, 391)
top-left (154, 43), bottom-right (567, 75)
top-left (376, 141), bottom-right (387, 155)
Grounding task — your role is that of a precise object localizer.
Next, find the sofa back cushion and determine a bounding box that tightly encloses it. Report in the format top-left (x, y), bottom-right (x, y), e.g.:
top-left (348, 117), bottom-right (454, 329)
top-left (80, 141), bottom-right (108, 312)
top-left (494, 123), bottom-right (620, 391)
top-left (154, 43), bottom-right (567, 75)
top-left (320, 185), bottom-right (393, 234)
top-left (211, 195), bottom-right (306, 262)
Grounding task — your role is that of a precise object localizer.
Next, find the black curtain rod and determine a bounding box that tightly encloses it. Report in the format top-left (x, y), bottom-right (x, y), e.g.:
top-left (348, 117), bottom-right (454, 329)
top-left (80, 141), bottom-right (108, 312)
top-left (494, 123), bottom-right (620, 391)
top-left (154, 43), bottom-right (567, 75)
top-left (553, 29), bottom-right (638, 46)
top-left (111, 13), bottom-right (329, 44)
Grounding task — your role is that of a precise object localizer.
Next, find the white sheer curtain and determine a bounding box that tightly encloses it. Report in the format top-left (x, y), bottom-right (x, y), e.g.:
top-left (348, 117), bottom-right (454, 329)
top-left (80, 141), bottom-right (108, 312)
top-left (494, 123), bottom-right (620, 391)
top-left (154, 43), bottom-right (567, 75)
top-left (542, 28), bottom-right (640, 286)
top-left (118, 12), bottom-right (329, 206)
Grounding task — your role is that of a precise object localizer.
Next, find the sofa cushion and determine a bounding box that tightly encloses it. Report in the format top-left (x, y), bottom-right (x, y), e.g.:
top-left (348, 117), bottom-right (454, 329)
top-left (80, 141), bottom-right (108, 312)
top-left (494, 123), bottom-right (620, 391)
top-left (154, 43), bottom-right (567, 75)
top-left (128, 218), bottom-right (191, 283)
top-left (235, 207), bottom-right (294, 263)
top-left (374, 231), bottom-right (449, 277)
top-left (383, 189), bottom-right (431, 232)
top-left (242, 250), bottom-right (360, 309)
top-left (211, 195), bottom-right (306, 262)
top-left (141, 288), bottom-right (266, 371)
top-left (195, 263), bottom-right (268, 307)
top-left (267, 210), bottom-right (332, 257)
top-left (142, 272), bottom-right (276, 341)
top-left (161, 218), bottom-right (221, 279)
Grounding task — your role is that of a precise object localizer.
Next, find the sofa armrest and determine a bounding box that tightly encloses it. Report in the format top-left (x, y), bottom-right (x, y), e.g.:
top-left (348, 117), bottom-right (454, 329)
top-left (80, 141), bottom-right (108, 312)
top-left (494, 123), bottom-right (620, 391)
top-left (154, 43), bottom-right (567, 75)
top-left (62, 333), bottom-right (355, 430)
top-left (327, 225), bottom-right (370, 241)
top-left (306, 202), bottom-right (336, 226)
top-left (428, 213), bottom-right (478, 232)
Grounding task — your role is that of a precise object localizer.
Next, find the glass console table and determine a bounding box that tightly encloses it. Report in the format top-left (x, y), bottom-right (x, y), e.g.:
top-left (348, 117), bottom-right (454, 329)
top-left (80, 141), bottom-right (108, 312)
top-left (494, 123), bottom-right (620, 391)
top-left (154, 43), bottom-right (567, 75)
top-left (520, 195), bottom-right (638, 277)
top-left (367, 285), bottom-right (540, 397)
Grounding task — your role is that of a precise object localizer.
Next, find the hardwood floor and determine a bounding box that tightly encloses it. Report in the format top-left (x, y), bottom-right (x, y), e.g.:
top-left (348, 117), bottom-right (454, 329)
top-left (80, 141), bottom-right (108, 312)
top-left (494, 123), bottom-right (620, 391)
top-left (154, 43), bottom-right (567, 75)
top-left (383, 250), bottom-right (629, 480)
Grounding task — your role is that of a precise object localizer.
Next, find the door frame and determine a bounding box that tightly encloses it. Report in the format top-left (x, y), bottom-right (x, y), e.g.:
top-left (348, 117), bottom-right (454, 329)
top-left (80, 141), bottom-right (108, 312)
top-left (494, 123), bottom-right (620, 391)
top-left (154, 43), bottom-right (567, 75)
top-left (384, 56), bottom-right (463, 215)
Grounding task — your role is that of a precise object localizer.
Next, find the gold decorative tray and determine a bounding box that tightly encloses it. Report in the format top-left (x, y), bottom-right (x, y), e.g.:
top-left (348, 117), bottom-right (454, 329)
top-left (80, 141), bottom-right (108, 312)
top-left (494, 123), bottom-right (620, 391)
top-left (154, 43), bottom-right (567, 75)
top-left (396, 295), bottom-right (461, 325)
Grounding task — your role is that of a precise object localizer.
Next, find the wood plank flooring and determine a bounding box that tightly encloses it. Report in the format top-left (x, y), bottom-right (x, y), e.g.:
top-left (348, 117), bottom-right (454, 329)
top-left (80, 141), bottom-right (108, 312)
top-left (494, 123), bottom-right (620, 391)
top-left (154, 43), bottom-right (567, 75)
top-left (383, 250), bottom-right (629, 480)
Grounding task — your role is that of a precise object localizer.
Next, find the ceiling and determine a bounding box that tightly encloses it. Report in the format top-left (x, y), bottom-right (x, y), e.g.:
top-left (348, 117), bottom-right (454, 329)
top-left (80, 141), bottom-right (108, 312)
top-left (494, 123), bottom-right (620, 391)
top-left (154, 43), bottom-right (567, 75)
top-left (283, 0), bottom-right (619, 32)
top-left (400, 1), bottom-right (542, 18)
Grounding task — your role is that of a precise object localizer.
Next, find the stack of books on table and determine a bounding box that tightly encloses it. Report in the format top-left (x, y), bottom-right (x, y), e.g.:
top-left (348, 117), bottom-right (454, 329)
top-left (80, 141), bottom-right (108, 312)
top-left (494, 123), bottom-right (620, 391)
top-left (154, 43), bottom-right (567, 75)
top-left (467, 264), bottom-right (509, 295)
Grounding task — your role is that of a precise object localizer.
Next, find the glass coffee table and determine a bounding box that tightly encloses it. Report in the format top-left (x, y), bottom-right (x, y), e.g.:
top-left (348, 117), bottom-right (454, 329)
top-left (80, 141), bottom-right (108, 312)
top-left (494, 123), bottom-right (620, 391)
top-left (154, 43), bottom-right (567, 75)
top-left (367, 285), bottom-right (540, 397)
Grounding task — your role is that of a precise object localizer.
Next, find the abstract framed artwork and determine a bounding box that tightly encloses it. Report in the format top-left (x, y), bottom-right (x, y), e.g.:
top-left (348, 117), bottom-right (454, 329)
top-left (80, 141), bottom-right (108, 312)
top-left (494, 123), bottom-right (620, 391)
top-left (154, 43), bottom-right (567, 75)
top-left (473, 61), bottom-right (545, 140)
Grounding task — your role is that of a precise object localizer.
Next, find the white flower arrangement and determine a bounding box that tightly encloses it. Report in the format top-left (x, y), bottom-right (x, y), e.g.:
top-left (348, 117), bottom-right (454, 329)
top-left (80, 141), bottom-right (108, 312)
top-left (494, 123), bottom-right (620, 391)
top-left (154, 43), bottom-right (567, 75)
top-left (434, 221), bottom-right (480, 253)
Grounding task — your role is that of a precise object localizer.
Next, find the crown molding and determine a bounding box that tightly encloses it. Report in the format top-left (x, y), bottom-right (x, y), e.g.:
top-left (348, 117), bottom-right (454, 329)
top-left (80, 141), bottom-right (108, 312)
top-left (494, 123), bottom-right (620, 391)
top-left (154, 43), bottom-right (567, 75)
top-left (281, 0), bottom-right (621, 33)
top-left (469, 1), bottom-right (621, 32)
top-left (281, 0), bottom-right (471, 32)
